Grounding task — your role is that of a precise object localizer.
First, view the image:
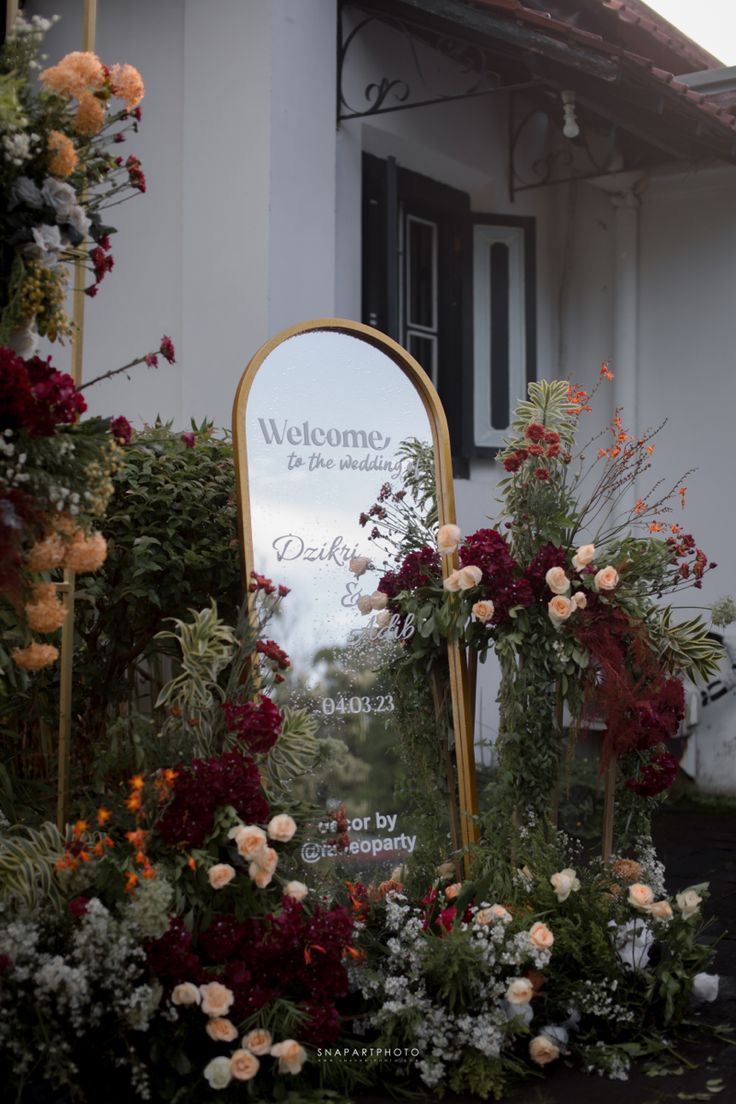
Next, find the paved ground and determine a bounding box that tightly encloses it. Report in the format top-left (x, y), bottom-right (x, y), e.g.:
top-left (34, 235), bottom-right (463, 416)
top-left (358, 801), bottom-right (736, 1104)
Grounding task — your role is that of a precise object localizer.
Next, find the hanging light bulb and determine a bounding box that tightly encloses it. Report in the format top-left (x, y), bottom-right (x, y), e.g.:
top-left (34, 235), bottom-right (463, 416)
top-left (561, 89), bottom-right (580, 139)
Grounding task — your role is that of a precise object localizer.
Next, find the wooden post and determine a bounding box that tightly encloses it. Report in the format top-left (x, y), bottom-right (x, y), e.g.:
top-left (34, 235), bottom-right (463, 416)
top-left (5, 0), bottom-right (19, 36)
top-left (602, 756), bottom-right (617, 863)
top-left (56, 0), bottom-right (98, 833)
top-left (431, 664), bottom-right (462, 867)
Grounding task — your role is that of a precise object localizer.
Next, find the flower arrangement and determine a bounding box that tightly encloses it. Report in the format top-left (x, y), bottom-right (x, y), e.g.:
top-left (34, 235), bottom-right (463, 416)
top-left (0, 589), bottom-right (363, 1102)
top-left (0, 15), bottom-right (147, 349)
top-left (0, 16), bottom-right (177, 674)
top-left (351, 842), bottom-right (717, 1098)
top-left (353, 378), bottom-right (726, 866)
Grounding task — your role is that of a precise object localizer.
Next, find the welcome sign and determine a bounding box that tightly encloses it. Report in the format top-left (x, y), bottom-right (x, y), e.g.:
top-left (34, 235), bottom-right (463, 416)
top-left (233, 320), bottom-right (477, 873)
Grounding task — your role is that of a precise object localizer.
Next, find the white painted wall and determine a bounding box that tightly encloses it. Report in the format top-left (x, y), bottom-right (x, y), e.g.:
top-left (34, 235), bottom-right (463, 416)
top-left (30, 0), bottom-right (337, 430)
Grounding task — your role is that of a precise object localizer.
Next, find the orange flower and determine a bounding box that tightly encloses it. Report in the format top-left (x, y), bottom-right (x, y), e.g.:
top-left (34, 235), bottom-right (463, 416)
top-left (130, 774), bottom-right (145, 790)
top-left (633, 500), bottom-right (646, 516)
top-left (670, 524), bottom-right (682, 535)
top-left (599, 362), bottom-right (614, 381)
top-left (64, 531), bottom-right (107, 573)
top-left (344, 945), bottom-right (366, 961)
top-left (610, 446), bottom-right (621, 458)
top-left (124, 871), bottom-right (138, 892)
top-left (678, 486), bottom-right (687, 509)
top-left (126, 828), bottom-right (147, 849)
top-left (163, 768), bottom-right (176, 784)
top-left (109, 63), bottom-right (145, 107)
top-left (92, 841), bottom-right (105, 857)
top-left (41, 51), bottom-right (105, 97)
top-left (79, 850), bottom-right (91, 863)
top-left (73, 819), bottom-right (89, 838)
top-left (649, 521), bottom-right (663, 533)
top-left (74, 92), bottom-right (106, 136)
top-left (187, 855), bottom-right (196, 871)
top-left (11, 641), bottom-right (59, 671)
top-left (141, 863), bottom-right (156, 880)
top-left (26, 534), bottom-right (65, 572)
top-left (646, 445), bottom-right (655, 455)
top-left (47, 130), bottom-right (77, 177)
top-left (25, 589), bottom-right (66, 634)
top-left (597, 448), bottom-right (608, 459)
top-left (97, 806), bottom-right (112, 826)
top-left (125, 792), bottom-right (142, 813)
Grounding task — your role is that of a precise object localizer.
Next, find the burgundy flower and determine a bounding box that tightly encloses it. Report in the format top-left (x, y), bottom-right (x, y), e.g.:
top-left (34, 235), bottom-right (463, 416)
top-left (180, 431), bottom-right (195, 448)
top-left (222, 693), bottom-right (283, 754)
top-left (535, 467), bottom-right (550, 481)
top-left (159, 335), bottom-right (176, 364)
top-left (525, 423), bottom-right (546, 442)
top-left (256, 638), bottom-right (290, 671)
top-left (0, 350), bottom-right (87, 437)
top-left (146, 917), bottom-right (202, 983)
top-left (110, 415), bottom-right (132, 443)
top-left (459, 528), bottom-right (533, 624)
top-left (145, 353), bottom-right (159, 368)
top-left (378, 546), bottom-right (441, 605)
top-left (156, 750), bottom-right (269, 848)
top-left (625, 750), bottom-right (679, 797)
top-left (525, 543), bottom-right (568, 601)
top-left (68, 896), bottom-right (90, 919)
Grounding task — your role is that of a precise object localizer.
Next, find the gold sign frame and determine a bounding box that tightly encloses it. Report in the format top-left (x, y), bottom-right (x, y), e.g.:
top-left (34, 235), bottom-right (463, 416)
top-left (232, 318), bottom-right (479, 856)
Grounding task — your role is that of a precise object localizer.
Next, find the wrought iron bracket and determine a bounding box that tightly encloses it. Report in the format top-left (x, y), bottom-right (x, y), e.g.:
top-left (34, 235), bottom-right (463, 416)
top-left (337, 0), bottom-right (542, 122)
top-left (508, 88), bottom-right (624, 199)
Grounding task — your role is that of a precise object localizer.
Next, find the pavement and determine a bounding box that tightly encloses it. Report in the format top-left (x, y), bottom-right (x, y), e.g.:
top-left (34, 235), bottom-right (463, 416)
top-left (358, 801), bottom-right (736, 1104)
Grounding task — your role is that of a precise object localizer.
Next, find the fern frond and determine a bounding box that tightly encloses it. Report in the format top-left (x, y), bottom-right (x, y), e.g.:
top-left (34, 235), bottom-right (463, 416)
top-left (0, 821), bottom-right (65, 915)
top-left (649, 608), bottom-right (724, 682)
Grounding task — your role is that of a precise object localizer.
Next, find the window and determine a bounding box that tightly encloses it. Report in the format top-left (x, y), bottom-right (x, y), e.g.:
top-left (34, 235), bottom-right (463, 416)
top-left (472, 218), bottom-right (535, 452)
top-left (362, 154), bottom-right (536, 470)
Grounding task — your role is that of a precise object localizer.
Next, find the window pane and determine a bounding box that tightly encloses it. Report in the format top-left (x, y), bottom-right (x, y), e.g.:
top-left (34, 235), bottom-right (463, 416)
top-left (490, 242), bottom-right (510, 431)
top-left (407, 331), bottom-right (437, 385)
top-left (407, 216), bottom-right (436, 330)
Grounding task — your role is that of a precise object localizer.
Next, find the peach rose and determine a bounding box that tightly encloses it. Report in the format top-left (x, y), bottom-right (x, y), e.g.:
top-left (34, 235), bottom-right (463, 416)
top-left (506, 977), bottom-right (534, 1004)
top-left (628, 883), bottom-right (655, 911)
top-left (199, 982), bottom-right (234, 1018)
top-left (457, 565), bottom-right (482, 589)
top-left (228, 824), bottom-right (267, 862)
top-left (267, 814), bottom-right (297, 843)
top-left (270, 1040), bottom-right (307, 1075)
top-left (650, 899), bottom-right (673, 922)
top-left (445, 882), bottom-right (462, 900)
top-left (443, 570), bottom-right (462, 592)
top-left (249, 847), bottom-right (278, 888)
top-left (284, 880), bottom-right (309, 901)
top-left (375, 610), bottom-right (391, 628)
top-left (357, 595), bottom-right (373, 614)
top-left (550, 868), bottom-right (580, 902)
top-left (545, 566), bottom-right (570, 595)
top-left (208, 863), bottom-right (236, 890)
top-left (529, 1034), bottom-right (560, 1065)
top-left (572, 591), bottom-right (587, 609)
top-left (572, 543), bottom-right (596, 570)
top-left (472, 600), bottom-right (495, 622)
top-left (548, 595), bottom-right (574, 626)
top-left (529, 922), bottom-right (554, 949)
top-left (243, 1028), bottom-right (273, 1056)
top-left (437, 523), bottom-right (461, 555)
top-left (594, 565), bottom-right (619, 592)
top-left (206, 1017), bottom-right (238, 1043)
top-left (475, 904), bottom-right (512, 925)
top-left (370, 590), bottom-right (388, 610)
top-left (349, 556), bottom-right (370, 576)
top-left (171, 982), bottom-right (200, 1006)
top-left (230, 1049), bottom-right (260, 1081)
top-left (676, 888), bottom-right (703, 919)
top-left (437, 862), bottom-right (456, 879)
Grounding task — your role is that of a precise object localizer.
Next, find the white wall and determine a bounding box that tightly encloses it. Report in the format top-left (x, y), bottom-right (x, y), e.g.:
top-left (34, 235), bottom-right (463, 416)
top-left (30, 0), bottom-right (337, 431)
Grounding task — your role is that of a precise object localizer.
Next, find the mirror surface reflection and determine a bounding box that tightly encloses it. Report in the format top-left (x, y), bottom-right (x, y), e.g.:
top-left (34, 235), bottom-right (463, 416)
top-left (243, 329), bottom-right (437, 875)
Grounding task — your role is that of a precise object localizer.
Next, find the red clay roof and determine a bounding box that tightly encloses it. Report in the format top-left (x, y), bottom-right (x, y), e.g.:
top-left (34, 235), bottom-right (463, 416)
top-left (467, 0), bottom-right (736, 134)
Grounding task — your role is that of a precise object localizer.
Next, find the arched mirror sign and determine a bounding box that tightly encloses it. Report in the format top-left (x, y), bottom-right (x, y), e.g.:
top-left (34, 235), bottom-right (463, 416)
top-left (233, 320), bottom-right (477, 876)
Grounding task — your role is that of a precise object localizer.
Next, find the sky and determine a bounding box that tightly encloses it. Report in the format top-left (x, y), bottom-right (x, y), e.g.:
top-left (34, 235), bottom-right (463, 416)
top-left (646, 0), bottom-right (736, 65)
